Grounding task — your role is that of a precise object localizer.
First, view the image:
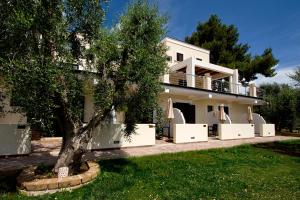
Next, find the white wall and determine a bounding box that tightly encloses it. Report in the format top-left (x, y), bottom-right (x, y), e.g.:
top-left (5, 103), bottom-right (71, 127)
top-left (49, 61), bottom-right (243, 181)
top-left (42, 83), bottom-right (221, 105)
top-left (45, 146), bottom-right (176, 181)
top-left (162, 38), bottom-right (210, 67)
top-left (259, 124), bottom-right (275, 137)
top-left (173, 124), bottom-right (208, 143)
top-left (0, 125), bottom-right (31, 155)
top-left (168, 108), bottom-right (185, 137)
top-left (206, 111), bottom-right (231, 126)
top-left (88, 124), bottom-right (155, 149)
top-left (218, 124), bottom-right (255, 140)
top-left (193, 99), bottom-right (250, 124)
top-left (0, 91), bottom-right (30, 155)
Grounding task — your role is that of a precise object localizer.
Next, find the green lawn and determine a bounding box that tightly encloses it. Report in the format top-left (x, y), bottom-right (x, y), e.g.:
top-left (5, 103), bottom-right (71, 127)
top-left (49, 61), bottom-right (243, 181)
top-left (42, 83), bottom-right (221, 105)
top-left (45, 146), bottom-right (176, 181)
top-left (1, 140), bottom-right (300, 200)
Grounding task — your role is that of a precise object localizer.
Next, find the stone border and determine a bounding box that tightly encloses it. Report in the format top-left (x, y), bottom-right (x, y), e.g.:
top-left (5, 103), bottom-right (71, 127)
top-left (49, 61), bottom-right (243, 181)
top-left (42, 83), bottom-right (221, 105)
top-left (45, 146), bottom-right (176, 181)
top-left (17, 161), bottom-right (100, 196)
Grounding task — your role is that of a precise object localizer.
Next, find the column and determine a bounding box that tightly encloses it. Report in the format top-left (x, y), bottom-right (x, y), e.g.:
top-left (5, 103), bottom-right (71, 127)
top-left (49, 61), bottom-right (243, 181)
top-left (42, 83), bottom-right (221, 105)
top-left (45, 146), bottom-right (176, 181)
top-left (186, 58), bottom-right (195, 87)
top-left (232, 69), bottom-right (239, 94)
top-left (249, 83), bottom-right (257, 97)
top-left (203, 73), bottom-right (212, 90)
top-left (229, 76), bottom-right (233, 93)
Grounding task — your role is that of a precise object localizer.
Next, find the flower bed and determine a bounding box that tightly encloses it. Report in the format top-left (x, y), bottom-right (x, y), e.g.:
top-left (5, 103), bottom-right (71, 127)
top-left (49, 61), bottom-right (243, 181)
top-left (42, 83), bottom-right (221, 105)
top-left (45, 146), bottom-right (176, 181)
top-left (17, 161), bottom-right (100, 196)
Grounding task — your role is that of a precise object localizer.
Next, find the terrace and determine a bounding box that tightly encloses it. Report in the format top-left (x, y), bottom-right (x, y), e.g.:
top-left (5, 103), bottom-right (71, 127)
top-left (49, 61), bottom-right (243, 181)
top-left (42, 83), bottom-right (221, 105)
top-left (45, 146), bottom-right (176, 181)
top-left (162, 57), bottom-right (260, 98)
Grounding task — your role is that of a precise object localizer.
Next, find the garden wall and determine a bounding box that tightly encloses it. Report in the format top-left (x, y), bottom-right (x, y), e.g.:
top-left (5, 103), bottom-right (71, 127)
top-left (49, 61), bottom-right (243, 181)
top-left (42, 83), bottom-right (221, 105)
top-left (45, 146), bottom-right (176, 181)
top-left (218, 124), bottom-right (255, 140)
top-left (173, 124), bottom-right (208, 143)
top-left (88, 124), bottom-right (155, 149)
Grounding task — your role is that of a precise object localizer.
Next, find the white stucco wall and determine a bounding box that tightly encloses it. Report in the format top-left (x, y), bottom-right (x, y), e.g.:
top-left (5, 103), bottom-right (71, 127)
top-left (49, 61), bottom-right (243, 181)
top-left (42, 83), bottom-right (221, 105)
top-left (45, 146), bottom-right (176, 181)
top-left (168, 108), bottom-right (185, 137)
top-left (194, 99), bottom-right (250, 124)
top-left (88, 124), bottom-right (155, 149)
top-left (206, 111), bottom-right (231, 126)
top-left (173, 124), bottom-right (208, 143)
top-left (218, 124), bottom-right (255, 140)
top-left (0, 125), bottom-right (31, 155)
top-left (259, 124), bottom-right (275, 137)
top-left (159, 95), bottom-right (251, 126)
top-left (0, 91), bottom-right (30, 155)
top-left (162, 37), bottom-right (210, 67)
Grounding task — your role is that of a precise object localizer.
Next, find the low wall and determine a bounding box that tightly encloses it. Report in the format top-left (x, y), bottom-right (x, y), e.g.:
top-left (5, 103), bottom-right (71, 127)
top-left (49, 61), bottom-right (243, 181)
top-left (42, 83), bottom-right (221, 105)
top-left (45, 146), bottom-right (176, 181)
top-left (89, 124), bottom-right (155, 149)
top-left (0, 125), bottom-right (31, 155)
top-left (218, 124), bottom-right (255, 140)
top-left (173, 124), bottom-right (208, 143)
top-left (259, 124), bottom-right (275, 137)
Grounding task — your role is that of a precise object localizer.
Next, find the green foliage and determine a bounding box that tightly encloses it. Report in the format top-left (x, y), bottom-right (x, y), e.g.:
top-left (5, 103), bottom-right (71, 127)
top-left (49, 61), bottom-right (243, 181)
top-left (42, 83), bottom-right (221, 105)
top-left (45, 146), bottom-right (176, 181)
top-left (90, 0), bottom-right (167, 135)
top-left (288, 66), bottom-right (300, 86)
top-left (116, 0), bottom-right (167, 134)
top-left (185, 15), bottom-right (279, 82)
top-left (0, 0), bottom-right (80, 134)
top-left (259, 83), bottom-right (297, 131)
top-left (0, 0), bottom-right (167, 137)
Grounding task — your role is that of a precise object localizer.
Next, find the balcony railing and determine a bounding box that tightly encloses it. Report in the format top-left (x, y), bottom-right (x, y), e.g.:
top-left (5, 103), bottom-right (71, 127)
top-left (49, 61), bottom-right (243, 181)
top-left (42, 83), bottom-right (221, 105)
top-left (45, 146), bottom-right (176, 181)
top-left (166, 72), bottom-right (259, 97)
top-left (211, 79), bottom-right (250, 96)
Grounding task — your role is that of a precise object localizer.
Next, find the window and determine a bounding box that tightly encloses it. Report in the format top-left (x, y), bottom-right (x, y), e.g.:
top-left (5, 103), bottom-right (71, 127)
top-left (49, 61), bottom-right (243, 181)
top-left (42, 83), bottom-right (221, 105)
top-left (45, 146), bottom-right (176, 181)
top-left (176, 53), bottom-right (183, 61)
top-left (207, 105), bottom-right (213, 112)
top-left (178, 79), bottom-right (187, 87)
top-left (167, 56), bottom-right (172, 61)
top-left (196, 58), bottom-right (202, 61)
top-left (218, 106), bottom-right (229, 115)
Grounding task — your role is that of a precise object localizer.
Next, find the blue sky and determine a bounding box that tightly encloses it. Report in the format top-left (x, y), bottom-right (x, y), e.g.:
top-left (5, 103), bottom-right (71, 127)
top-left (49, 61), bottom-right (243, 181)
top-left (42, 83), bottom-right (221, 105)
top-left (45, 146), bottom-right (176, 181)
top-left (103, 0), bottom-right (300, 85)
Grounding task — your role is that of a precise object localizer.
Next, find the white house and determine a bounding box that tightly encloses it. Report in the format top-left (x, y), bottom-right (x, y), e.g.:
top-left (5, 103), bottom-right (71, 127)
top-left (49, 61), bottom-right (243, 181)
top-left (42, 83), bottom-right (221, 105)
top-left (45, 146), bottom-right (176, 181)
top-left (157, 37), bottom-right (275, 143)
top-left (0, 37), bottom-right (275, 155)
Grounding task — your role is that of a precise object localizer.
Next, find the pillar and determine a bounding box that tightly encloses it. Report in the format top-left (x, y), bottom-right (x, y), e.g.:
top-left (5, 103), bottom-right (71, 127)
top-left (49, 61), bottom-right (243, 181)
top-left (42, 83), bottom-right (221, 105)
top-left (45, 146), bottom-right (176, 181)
top-left (232, 69), bottom-right (239, 94)
top-left (249, 83), bottom-right (257, 97)
top-left (186, 59), bottom-right (195, 87)
top-left (203, 73), bottom-right (212, 90)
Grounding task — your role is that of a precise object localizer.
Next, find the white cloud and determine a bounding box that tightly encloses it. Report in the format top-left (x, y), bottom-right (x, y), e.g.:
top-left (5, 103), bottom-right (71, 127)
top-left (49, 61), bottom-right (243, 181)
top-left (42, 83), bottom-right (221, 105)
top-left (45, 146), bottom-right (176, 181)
top-left (254, 65), bottom-right (298, 86)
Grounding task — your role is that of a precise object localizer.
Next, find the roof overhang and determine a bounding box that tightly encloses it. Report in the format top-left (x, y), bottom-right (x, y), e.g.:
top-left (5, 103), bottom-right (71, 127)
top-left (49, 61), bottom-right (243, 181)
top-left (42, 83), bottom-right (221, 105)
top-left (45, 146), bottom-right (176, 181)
top-left (169, 57), bottom-right (234, 79)
top-left (161, 83), bottom-right (265, 105)
top-left (161, 37), bottom-right (210, 54)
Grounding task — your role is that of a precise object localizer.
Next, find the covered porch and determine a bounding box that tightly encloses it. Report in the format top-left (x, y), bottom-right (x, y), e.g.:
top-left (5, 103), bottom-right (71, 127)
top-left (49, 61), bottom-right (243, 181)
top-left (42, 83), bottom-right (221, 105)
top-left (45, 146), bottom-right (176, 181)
top-left (159, 84), bottom-right (274, 143)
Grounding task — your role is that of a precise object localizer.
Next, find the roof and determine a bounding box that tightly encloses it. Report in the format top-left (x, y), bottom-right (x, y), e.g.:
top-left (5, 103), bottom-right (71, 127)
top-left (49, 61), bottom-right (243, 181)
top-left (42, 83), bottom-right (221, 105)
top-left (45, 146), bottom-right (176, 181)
top-left (161, 37), bottom-right (210, 54)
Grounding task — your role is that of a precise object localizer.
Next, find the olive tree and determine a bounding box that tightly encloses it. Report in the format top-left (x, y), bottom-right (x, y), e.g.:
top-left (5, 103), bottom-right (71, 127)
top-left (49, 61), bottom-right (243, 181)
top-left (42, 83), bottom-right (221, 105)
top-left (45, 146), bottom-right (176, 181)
top-left (0, 0), bottom-right (167, 172)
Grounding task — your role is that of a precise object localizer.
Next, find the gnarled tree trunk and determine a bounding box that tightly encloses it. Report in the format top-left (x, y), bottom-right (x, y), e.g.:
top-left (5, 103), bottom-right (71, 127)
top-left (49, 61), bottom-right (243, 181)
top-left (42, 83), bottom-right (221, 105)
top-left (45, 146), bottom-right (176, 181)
top-left (53, 104), bottom-right (111, 173)
top-left (54, 127), bottom-right (90, 173)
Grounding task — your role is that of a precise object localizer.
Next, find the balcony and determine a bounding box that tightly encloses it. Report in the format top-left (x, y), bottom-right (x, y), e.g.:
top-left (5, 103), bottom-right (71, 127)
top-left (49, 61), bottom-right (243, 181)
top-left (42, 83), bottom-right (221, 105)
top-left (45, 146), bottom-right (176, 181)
top-left (165, 71), bottom-right (259, 98)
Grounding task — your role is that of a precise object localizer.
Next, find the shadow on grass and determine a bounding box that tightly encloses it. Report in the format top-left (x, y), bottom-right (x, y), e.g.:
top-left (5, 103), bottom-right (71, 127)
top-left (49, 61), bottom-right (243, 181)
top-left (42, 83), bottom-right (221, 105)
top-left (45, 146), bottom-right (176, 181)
top-left (98, 158), bottom-right (140, 173)
top-left (253, 141), bottom-right (300, 157)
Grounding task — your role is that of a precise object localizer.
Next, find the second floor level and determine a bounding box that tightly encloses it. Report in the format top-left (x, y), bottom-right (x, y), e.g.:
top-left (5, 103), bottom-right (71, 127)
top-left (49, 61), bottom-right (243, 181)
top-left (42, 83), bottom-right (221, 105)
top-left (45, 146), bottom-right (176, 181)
top-left (160, 37), bottom-right (259, 98)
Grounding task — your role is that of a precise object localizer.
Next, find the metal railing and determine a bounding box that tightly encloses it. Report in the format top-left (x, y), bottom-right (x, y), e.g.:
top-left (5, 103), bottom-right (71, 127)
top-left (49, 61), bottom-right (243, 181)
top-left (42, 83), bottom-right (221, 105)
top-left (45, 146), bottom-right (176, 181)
top-left (211, 79), bottom-right (250, 96)
top-left (166, 72), bottom-right (256, 97)
top-left (169, 71), bottom-right (204, 89)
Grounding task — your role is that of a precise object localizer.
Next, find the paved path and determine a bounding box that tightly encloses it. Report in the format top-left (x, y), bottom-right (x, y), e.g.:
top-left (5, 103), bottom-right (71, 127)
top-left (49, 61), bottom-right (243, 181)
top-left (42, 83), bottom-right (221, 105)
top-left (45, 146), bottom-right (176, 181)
top-left (0, 136), bottom-right (299, 173)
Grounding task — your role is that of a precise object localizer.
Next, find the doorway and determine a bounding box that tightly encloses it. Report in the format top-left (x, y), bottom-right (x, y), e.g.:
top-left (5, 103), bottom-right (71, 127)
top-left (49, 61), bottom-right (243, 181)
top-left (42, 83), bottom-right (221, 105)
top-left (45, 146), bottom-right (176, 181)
top-left (173, 102), bottom-right (195, 123)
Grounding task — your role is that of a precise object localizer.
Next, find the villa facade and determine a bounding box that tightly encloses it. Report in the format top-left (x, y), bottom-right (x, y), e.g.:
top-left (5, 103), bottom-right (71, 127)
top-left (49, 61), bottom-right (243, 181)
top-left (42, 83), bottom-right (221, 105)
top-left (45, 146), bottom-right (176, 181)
top-left (157, 37), bottom-right (274, 143)
top-left (0, 37), bottom-right (275, 155)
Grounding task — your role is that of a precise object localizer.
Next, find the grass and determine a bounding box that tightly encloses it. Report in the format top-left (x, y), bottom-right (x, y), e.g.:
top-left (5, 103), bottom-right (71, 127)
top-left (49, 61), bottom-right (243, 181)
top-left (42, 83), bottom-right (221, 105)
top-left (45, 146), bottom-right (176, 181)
top-left (1, 140), bottom-right (300, 200)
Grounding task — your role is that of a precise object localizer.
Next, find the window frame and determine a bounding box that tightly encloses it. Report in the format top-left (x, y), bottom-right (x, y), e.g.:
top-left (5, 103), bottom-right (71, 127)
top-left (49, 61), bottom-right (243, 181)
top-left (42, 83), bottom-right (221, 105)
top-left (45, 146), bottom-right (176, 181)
top-left (176, 53), bottom-right (184, 62)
